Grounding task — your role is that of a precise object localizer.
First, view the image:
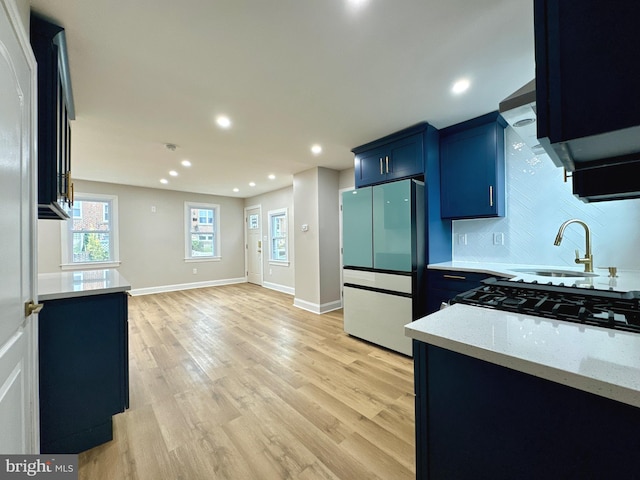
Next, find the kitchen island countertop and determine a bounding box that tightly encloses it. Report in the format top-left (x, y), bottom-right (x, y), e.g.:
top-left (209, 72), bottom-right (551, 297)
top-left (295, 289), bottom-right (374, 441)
top-left (38, 270), bottom-right (131, 301)
top-left (405, 303), bottom-right (640, 408)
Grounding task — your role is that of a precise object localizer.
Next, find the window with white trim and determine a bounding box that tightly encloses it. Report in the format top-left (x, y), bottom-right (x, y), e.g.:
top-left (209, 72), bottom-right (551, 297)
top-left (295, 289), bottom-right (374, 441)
top-left (185, 202), bottom-right (220, 260)
top-left (61, 193), bottom-right (120, 269)
top-left (268, 208), bottom-right (288, 263)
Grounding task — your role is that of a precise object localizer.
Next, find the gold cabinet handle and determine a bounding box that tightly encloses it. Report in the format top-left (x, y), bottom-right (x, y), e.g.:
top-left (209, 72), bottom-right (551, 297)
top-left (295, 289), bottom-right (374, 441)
top-left (489, 185), bottom-right (494, 207)
top-left (385, 156), bottom-right (389, 173)
top-left (25, 300), bottom-right (44, 317)
top-left (443, 274), bottom-right (467, 280)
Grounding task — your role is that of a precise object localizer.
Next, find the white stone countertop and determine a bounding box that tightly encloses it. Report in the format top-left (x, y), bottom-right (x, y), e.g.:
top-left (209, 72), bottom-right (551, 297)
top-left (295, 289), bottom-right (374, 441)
top-left (429, 260), bottom-right (640, 293)
top-left (38, 270), bottom-right (131, 301)
top-left (405, 304), bottom-right (640, 408)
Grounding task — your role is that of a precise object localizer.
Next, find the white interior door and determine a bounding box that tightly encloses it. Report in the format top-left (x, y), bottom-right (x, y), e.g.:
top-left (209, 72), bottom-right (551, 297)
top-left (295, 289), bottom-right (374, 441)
top-left (0, 0), bottom-right (39, 454)
top-left (245, 206), bottom-right (262, 285)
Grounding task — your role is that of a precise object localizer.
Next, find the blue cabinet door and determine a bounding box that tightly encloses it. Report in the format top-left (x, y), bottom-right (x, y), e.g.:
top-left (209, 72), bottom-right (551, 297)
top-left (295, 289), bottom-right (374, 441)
top-left (354, 146), bottom-right (387, 187)
top-left (387, 133), bottom-right (424, 182)
top-left (342, 187), bottom-right (373, 268)
top-left (535, 0), bottom-right (640, 172)
top-left (440, 112), bottom-right (506, 219)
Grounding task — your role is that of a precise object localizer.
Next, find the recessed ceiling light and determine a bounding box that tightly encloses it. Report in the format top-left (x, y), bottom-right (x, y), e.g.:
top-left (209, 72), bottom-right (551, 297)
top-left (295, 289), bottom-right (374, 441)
top-left (169, 170), bottom-right (178, 177)
top-left (346, 0), bottom-right (369, 10)
top-left (451, 78), bottom-right (471, 95)
top-left (233, 188), bottom-right (239, 193)
top-left (311, 144), bottom-right (322, 155)
top-left (249, 182), bottom-right (256, 187)
top-left (268, 174), bottom-right (276, 180)
top-left (160, 178), bottom-right (168, 184)
top-left (216, 115), bottom-right (232, 129)
top-left (181, 159), bottom-right (191, 167)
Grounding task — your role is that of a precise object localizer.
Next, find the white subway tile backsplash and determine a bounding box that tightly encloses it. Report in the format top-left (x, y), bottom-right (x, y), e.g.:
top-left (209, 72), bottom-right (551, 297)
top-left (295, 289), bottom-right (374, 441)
top-left (452, 127), bottom-right (640, 271)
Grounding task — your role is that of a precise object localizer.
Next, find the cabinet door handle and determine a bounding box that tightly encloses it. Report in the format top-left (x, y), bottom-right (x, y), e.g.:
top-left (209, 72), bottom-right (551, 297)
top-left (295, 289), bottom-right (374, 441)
top-left (489, 185), bottom-right (494, 207)
top-left (443, 274), bottom-right (467, 280)
top-left (385, 156), bottom-right (389, 173)
top-left (379, 158), bottom-right (384, 175)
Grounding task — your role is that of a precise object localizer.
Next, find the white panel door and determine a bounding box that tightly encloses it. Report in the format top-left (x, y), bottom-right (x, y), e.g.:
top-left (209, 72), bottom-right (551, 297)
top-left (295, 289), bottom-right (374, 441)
top-left (0, 0), bottom-right (38, 453)
top-left (245, 206), bottom-right (262, 285)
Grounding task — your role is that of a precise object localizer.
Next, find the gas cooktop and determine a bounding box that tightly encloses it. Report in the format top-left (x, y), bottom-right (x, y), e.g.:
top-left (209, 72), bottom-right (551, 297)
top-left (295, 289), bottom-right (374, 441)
top-left (452, 277), bottom-right (640, 334)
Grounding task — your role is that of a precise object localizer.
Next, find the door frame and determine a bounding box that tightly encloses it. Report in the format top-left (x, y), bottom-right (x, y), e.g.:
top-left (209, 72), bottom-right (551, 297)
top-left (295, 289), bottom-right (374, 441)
top-left (244, 204), bottom-right (263, 285)
top-left (338, 186), bottom-right (355, 308)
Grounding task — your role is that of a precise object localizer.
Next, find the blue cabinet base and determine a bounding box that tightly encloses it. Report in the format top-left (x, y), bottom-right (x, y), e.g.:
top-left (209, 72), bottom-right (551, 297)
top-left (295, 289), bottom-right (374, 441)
top-left (41, 418), bottom-right (112, 455)
top-left (39, 292), bottom-right (129, 454)
top-left (413, 341), bottom-right (640, 479)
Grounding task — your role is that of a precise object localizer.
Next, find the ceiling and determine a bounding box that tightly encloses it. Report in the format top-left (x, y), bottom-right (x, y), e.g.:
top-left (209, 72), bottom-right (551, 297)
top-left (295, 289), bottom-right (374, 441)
top-left (29, 0), bottom-right (535, 198)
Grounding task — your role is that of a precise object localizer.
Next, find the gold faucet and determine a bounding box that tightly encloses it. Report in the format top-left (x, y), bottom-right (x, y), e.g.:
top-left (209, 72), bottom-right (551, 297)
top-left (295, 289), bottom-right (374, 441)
top-left (553, 219), bottom-right (593, 273)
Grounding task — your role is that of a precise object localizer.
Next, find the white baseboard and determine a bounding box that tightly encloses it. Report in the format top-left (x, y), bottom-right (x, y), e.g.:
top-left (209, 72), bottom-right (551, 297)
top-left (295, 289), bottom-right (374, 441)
top-left (293, 297), bottom-right (343, 315)
top-left (262, 281), bottom-right (295, 296)
top-left (129, 277), bottom-right (246, 296)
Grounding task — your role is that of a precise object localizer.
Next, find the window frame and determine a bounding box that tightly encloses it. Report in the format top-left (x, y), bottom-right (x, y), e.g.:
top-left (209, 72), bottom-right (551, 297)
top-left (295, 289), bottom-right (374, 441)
top-left (184, 201), bottom-right (221, 262)
top-left (60, 193), bottom-right (120, 270)
top-left (268, 208), bottom-right (289, 265)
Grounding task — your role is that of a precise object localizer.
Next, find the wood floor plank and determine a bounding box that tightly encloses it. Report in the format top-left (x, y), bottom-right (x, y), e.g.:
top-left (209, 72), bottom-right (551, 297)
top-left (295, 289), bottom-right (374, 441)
top-left (78, 283), bottom-right (415, 479)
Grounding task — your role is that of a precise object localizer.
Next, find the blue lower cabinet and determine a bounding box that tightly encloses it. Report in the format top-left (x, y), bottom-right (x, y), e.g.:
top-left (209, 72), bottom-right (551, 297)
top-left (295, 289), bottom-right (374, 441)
top-left (440, 112), bottom-right (506, 219)
top-left (39, 292), bottom-right (129, 453)
top-left (413, 341), bottom-right (640, 479)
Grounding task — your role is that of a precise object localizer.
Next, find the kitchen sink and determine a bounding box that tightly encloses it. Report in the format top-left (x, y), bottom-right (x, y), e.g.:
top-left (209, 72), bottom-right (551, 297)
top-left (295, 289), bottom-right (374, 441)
top-left (512, 268), bottom-right (599, 278)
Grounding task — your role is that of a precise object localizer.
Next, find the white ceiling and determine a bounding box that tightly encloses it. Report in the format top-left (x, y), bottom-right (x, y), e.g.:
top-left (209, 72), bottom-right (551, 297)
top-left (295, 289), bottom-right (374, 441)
top-left (29, 0), bottom-right (535, 198)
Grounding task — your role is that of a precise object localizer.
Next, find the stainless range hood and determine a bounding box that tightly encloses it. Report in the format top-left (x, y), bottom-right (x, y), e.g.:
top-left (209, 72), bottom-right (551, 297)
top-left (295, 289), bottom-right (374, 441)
top-left (498, 80), bottom-right (546, 156)
top-left (499, 80), bottom-right (640, 202)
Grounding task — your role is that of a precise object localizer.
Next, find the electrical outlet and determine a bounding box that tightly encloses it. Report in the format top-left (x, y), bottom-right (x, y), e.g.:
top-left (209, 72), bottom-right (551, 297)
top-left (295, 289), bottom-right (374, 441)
top-left (192, 268), bottom-right (197, 274)
top-left (269, 268), bottom-right (273, 275)
top-left (457, 234), bottom-right (467, 245)
top-left (493, 232), bottom-right (504, 245)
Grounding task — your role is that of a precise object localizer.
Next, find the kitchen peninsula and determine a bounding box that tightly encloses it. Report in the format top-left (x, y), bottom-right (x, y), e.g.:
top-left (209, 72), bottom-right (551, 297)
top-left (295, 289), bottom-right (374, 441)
top-left (406, 266), bottom-right (640, 479)
top-left (38, 270), bottom-right (131, 453)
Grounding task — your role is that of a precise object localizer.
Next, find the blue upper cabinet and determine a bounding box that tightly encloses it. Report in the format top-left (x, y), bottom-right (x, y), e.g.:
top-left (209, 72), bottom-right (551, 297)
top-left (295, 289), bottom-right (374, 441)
top-left (439, 112), bottom-right (506, 219)
top-left (534, 0), bottom-right (640, 174)
top-left (352, 123), bottom-right (434, 188)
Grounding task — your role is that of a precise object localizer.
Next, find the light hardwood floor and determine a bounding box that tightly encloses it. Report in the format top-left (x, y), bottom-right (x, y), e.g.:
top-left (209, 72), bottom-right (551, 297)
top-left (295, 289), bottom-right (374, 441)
top-left (78, 283), bottom-right (415, 479)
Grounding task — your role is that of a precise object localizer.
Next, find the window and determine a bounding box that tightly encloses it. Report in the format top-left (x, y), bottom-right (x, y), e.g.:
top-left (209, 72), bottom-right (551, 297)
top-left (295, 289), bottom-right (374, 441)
top-left (185, 202), bottom-right (220, 260)
top-left (61, 193), bottom-right (120, 269)
top-left (268, 208), bottom-right (288, 263)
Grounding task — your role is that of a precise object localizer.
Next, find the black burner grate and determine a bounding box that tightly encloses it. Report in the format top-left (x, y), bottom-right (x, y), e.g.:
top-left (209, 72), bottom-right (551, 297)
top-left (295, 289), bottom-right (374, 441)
top-left (452, 278), bottom-right (640, 333)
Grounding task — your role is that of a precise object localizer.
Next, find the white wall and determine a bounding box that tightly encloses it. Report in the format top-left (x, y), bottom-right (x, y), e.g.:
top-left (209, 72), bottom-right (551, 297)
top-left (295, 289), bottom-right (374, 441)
top-left (38, 180), bottom-right (246, 291)
top-left (318, 167), bottom-right (340, 305)
top-left (244, 186), bottom-right (295, 293)
top-left (293, 167), bottom-right (342, 313)
top-left (452, 127), bottom-right (640, 271)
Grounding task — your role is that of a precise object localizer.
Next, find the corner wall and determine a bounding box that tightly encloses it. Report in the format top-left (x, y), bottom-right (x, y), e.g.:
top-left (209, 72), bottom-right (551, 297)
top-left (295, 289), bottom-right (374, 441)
top-left (293, 167), bottom-right (342, 313)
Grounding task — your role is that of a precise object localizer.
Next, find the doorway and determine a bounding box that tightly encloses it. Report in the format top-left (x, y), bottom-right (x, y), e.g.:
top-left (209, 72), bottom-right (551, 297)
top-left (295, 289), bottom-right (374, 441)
top-left (245, 205), bottom-right (263, 285)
